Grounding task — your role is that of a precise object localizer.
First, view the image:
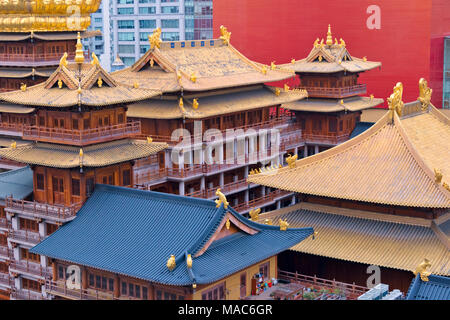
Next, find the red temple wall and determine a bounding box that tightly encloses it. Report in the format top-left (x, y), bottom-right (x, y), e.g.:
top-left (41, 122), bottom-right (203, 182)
top-left (214, 0), bottom-right (450, 108)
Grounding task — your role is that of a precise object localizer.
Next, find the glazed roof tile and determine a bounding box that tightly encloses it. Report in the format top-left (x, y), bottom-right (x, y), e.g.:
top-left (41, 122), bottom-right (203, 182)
top-left (259, 203), bottom-right (450, 276)
top-left (31, 184), bottom-right (313, 285)
top-left (0, 166), bottom-right (33, 200)
top-left (406, 274), bottom-right (450, 300)
top-left (112, 39), bottom-right (295, 92)
top-left (0, 139), bottom-right (168, 168)
top-left (248, 104), bottom-right (450, 208)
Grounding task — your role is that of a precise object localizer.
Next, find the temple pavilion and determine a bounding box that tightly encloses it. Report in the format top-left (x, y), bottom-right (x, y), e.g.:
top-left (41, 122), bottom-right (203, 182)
top-left (0, 0), bottom-right (101, 92)
top-left (0, 38), bottom-right (168, 300)
top-left (248, 79), bottom-right (450, 292)
top-left (278, 25), bottom-right (383, 155)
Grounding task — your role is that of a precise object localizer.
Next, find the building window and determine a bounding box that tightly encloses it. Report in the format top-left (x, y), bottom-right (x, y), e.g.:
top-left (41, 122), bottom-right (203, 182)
top-left (122, 169), bottom-right (131, 186)
top-left (19, 218), bottom-right (39, 232)
top-left (22, 278), bottom-right (41, 292)
top-left (21, 248), bottom-right (40, 263)
top-left (259, 261), bottom-right (270, 279)
top-left (118, 32), bottom-right (135, 41)
top-left (118, 45), bottom-right (135, 54)
top-left (121, 281), bottom-right (127, 295)
top-left (201, 282), bottom-right (226, 300)
top-left (139, 7), bottom-right (156, 14)
top-left (139, 20), bottom-right (156, 29)
top-left (47, 223), bottom-right (58, 236)
top-left (72, 178), bottom-right (80, 196)
top-left (161, 19), bottom-right (179, 29)
top-left (117, 7), bottom-right (134, 15)
top-left (89, 274), bottom-right (95, 286)
top-left (117, 0), bottom-right (134, 4)
top-left (161, 32), bottom-right (179, 41)
top-left (313, 119), bottom-right (322, 131)
top-left (161, 6), bottom-right (179, 14)
top-left (121, 57), bottom-right (135, 66)
top-left (86, 177), bottom-right (95, 196)
top-left (142, 287), bottom-right (148, 299)
top-left (38, 116), bottom-right (45, 126)
top-left (36, 173), bottom-right (45, 190)
top-left (72, 119), bottom-right (79, 130)
top-left (139, 0), bottom-right (155, 3)
top-left (118, 113), bottom-right (124, 124)
top-left (328, 118), bottom-right (337, 132)
top-left (140, 45), bottom-right (150, 54)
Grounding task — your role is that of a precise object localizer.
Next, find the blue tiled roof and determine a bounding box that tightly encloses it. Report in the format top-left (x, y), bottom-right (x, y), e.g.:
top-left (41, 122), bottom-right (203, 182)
top-left (350, 122), bottom-right (374, 139)
top-left (406, 274), bottom-right (450, 300)
top-left (31, 184), bottom-right (313, 286)
top-left (0, 166), bottom-right (33, 200)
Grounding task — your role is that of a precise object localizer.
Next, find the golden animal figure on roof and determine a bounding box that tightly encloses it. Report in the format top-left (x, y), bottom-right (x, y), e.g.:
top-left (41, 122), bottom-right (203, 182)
top-left (215, 188), bottom-right (229, 209)
top-left (166, 255), bottom-right (176, 271)
top-left (91, 52), bottom-right (100, 66)
top-left (434, 169), bottom-right (443, 184)
top-left (249, 208), bottom-right (261, 222)
top-left (219, 25), bottom-right (231, 45)
top-left (418, 78), bottom-right (432, 111)
top-left (279, 219), bottom-right (289, 231)
top-left (148, 28), bottom-right (162, 50)
top-left (286, 153), bottom-right (297, 168)
top-left (59, 52), bottom-right (68, 68)
top-left (387, 82), bottom-right (404, 117)
top-left (414, 259), bottom-right (432, 282)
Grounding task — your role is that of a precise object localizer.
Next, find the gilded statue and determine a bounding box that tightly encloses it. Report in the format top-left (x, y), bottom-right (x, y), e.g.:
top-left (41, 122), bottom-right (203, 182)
top-left (219, 25), bottom-right (231, 45)
top-left (59, 52), bottom-right (68, 68)
top-left (414, 259), bottom-right (432, 282)
top-left (215, 188), bottom-right (229, 209)
top-left (434, 169), bottom-right (443, 184)
top-left (286, 153), bottom-right (297, 169)
top-left (91, 52), bottom-right (100, 66)
top-left (418, 78), bottom-right (432, 111)
top-left (249, 208), bottom-right (261, 222)
top-left (186, 254), bottom-right (193, 269)
top-left (166, 255), bottom-right (176, 271)
top-left (387, 82), bottom-right (404, 117)
top-left (279, 219), bottom-right (289, 231)
top-left (148, 28), bottom-right (162, 50)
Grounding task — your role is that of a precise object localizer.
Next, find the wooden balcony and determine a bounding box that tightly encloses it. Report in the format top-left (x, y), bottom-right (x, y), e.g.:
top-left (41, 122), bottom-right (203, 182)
top-left (8, 229), bottom-right (42, 245)
top-left (6, 197), bottom-right (82, 223)
top-left (303, 133), bottom-right (350, 145)
top-left (185, 179), bottom-right (249, 199)
top-left (298, 84), bottom-right (367, 99)
top-left (0, 272), bottom-right (13, 288)
top-left (0, 217), bottom-right (11, 230)
top-left (11, 288), bottom-right (44, 300)
top-left (9, 260), bottom-right (52, 279)
top-left (22, 121), bottom-right (141, 146)
top-left (277, 270), bottom-right (369, 300)
top-left (234, 190), bottom-right (293, 213)
top-left (45, 280), bottom-right (117, 300)
top-left (0, 51), bottom-right (90, 67)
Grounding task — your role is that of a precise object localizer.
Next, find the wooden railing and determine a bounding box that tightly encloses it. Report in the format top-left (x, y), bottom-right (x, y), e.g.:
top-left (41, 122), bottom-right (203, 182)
top-left (11, 288), bottom-right (44, 300)
top-left (234, 190), bottom-right (293, 213)
top-left (0, 122), bottom-right (25, 133)
top-left (298, 84), bottom-right (367, 98)
top-left (185, 178), bottom-right (249, 199)
top-left (278, 270), bottom-right (369, 300)
top-left (0, 245), bottom-right (11, 259)
top-left (0, 272), bottom-right (13, 288)
top-left (45, 280), bottom-right (117, 300)
top-left (5, 197), bottom-right (81, 222)
top-left (8, 229), bottom-right (42, 244)
top-left (303, 133), bottom-right (350, 145)
top-left (9, 260), bottom-right (52, 278)
top-left (22, 121), bottom-right (141, 146)
top-left (0, 217), bottom-right (11, 230)
top-left (0, 51), bottom-right (90, 64)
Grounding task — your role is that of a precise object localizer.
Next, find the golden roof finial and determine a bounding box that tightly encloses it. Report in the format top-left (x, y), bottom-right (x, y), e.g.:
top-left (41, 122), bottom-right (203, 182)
top-left (249, 208), bottom-right (261, 222)
top-left (97, 77), bottom-right (102, 88)
top-left (313, 38), bottom-right (320, 48)
top-left (79, 148), bottom-right (84, 157)
top-left (133, 81), bottom-right (139, 89)
top-left (387, 82), bottom-right (404, 117)
top-left (190, 72), bottom-right (197, 83)
top-left (334, 38), bottom-right (338, 45)
top-left (91, 52), bottom-right (100, 66)
top-left (434, 169), bottom-right (443, 184)
top-left (186, 254), bottom-right (193, 269)
top-left (58, 79), bottom-right (63, 89)
top-left (326, 24), bottom-right (333, 46)
top-left (59, 52), bottom-right (68, 68)
top-left (418, 78), bottom-right (432, 111)
top-left (167, 255), bottom-right (176, 271)
top-left (264, 218), bottom-right (273, 225)
top-left (148, 28), bottom-right (162, 50)
top-left (261, 65), bottom-right (267, 75)
top-left (225, 218), bottom-right (230, 230)
top-left (284, 84), bottom-right (290, 92)
top-left (279, 218), bottom-right (289, 231)
top-left (215, 188), bottom-right (229, 209)
top-left (10, 141), bottom-right (16, 149)
top-left (75, 32), bottom-right (84, 64)
top-left (286, 153), bottom-right (297, 168)
top-left (271, 61), bottom-right (276, 70)
top-left (291, 58), bottom-right (296, 64)
top-left (339, 38), bottom-right (346, 48)
top-left (274, 88), bottom-right (281, 96)
top-left (414, 259), bottom-right (432, 282)
top-left (147, 137), bottom-right (153, 144)
top-left (179, 98), bottom-right (186, 113)
top-left (150, 58), bottom-right (154, 68)
top-left (219, 25), bottom-right (231, 45)
top-left (193, 98), bottom-right (199, 109)
top-left (370, 94), bottom-right (374, 101)
top-left (363, 56), bottom-right (367, 62)
top-left (20, 83), bottom-right (26, 92)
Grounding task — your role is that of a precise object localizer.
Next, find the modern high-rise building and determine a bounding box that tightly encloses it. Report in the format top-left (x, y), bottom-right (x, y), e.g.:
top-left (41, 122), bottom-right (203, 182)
top-left (85, 0), bottom-right (213, 71)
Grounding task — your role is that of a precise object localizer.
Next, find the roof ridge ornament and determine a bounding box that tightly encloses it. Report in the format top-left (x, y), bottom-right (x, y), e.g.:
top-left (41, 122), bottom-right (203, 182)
top-left (249, 208), bottom-right (261, 221)
top-left (74, 32), bottom-right (84, 64)
top-left (414, 259), bottom-right (432, 282)
top-left (418, 78), bottom-right (432, 111)
top-left (434, 169), bottom-right (443, 184)
top-left (91, 52), bottom-right (100, 66)
top-left (387, 82), bottom-right (404, 118)
top-left (215, 188), bottom-right (229, 209)
top-left (219, 25), bottom-right (231, 45)
top-left (148, 28), bottom-right (162, 50)
top-left (59, 52), bottom-right (68, 68)
top-left (279, 218), bottom-right (289, 231)
top-left (326, 24), bottom-right (333, 46)
top-left (286, 153), bottom-right (297, 168)
top-left (167, 255), bottom-right (176, 271)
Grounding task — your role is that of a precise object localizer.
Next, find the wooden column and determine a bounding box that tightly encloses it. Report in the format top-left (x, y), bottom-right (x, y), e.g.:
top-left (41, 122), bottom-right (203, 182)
top-left (52, 261), bottom-right (57, 280)
top-left (81, 267), bottom-right (88, 290)
top-left (114, 274), bottom-right (120, 298)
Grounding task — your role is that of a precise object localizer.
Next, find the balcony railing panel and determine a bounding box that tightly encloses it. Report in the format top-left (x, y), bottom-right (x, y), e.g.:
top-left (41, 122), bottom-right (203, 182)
top-left (234, 190), bottom-right (293, 213)
top-left (303, 133), bottom-right (350, 145)
top-left (8, 229), bottom-right (42, 244)
top-left (6, 197), bottom-right (81, 222)
top-left (298, 84), bottom-right (367, 98)
top-left (0, 52), bottom-right (90, 66)
top-left (45, 280), bottom-right (117, 300)
top-left (9, 260), bottom-right (52, 278)
top-left (11, 288), bottom-right (44, 300)
top-left (0, 272), bottom-right (13, 287)
top-left (22, 121), bottom-right (141, 146)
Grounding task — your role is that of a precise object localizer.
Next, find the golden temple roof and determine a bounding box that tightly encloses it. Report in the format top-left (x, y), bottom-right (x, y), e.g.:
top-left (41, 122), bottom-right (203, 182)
top-left (282, 96), bottom-right (383, 113)
top-left (0, 103), bottom-right (35, 114)
top-left (259, 202), bottom-right (450, 275)
top-left (127, 85), bottom-right (308, 120)
top-left (279, 26), bottom-right (381, 74)
top-left (0, 67), bottom-right (55, 78)
top-left (0, 139), bottom-right (168, 168)
top-left (0, 30), bottom-right (101, 42)
top-left (112, 32), bottom-right (296, 93)
top-left (0, 1), bottom-right (101, 32)
top-left (248, 101), bottom-right (450, 208)
top-left (0, 60), bottom-right (162, 108)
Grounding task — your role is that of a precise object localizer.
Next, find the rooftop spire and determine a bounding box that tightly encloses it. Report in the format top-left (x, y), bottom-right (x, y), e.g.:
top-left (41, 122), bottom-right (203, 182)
top-left (75, 32), bottom-right (84, 64)
top-left (326, 24), bottom-right (333, 46)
